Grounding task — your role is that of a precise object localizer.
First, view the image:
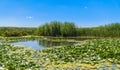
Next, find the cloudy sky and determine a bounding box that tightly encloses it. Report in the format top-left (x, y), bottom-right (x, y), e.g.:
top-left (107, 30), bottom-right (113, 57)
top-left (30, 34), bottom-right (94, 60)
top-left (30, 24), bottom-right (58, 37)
top-left (0, 0), bottom-right (120, 27)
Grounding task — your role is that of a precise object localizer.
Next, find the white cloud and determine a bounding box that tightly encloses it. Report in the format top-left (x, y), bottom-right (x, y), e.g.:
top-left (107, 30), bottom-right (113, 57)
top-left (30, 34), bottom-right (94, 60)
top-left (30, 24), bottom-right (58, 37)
top-left (26, 16), bottom-right (33, 19)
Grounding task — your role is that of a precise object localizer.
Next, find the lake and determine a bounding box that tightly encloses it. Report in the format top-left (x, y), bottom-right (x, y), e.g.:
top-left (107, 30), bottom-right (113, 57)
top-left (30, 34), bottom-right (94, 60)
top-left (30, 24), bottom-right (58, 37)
top-left (0, 37), bottom-right (94, 50)
top-left (11, 39), bottom-right (79, 50)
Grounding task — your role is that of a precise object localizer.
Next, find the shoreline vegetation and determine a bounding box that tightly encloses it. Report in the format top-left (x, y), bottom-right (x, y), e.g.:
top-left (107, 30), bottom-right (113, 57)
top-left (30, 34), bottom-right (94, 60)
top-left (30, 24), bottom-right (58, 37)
top-left (0, 36), bottom-right (97, 43)
top-left (0, 37), bottom-right (120, 69)
top-left (0, 22), bottom-right (120, 37)
top-left (0, 22), bottom-right (120, 69)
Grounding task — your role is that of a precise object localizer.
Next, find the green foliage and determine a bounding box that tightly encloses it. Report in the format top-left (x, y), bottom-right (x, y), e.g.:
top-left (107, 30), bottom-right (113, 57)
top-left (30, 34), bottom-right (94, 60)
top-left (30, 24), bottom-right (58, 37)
top-left (0, 27), bottom-right (36, 37)
top-left (78, 23), bottom-right (120, 37)
top-left (0, 38), bottom-right (120, 69)
top-left (42, 39), bottom-right (120, 64)
top-left (37, 21), bottom-right (77, 37)
top-left (60, 22), bottom-right (77, 36)
top-left (37, 22), bottom-right (120, 37)
top-left (0, 22), bottom-right (120, 37)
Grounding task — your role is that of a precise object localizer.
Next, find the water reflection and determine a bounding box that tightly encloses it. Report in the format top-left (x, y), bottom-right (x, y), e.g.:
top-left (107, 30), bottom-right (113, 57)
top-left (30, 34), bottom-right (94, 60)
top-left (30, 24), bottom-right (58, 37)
top-left (12, 39), bottom-right (77, 50)
top-left (38, 40), bottom-right (76, 47)
top-left (12, 41), bottom-right (44, 50)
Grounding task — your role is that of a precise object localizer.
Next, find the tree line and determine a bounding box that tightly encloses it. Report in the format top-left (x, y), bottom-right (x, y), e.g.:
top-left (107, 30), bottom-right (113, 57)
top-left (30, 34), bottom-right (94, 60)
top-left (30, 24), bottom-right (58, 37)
top-left (37, 21), bottom-right (120, 37)
top-left (0, 27), bottom-right (36, 37)
top-left (0, 21), bottom-right (120, 37)
top-left (78, 23), bottom-right (120, 37)
top-left (37, 21), bottom-right (77, 36)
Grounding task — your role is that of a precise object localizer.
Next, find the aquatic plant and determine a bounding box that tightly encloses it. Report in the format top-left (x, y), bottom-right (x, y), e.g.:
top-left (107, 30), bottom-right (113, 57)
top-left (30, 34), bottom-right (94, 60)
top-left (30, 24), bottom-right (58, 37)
top-left (0, 38), bottom-right (120, 69)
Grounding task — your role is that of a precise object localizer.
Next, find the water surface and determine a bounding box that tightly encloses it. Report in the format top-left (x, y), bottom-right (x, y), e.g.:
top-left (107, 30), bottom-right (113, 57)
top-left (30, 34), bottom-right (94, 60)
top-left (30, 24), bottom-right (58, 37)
top-left (12, 40), bottom-right (78, 50)
top-left (12, 40), bottom-right (44, 50)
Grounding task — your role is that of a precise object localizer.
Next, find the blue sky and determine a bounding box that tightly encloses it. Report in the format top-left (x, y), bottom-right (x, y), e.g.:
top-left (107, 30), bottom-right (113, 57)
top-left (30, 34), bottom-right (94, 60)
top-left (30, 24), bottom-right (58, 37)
top-left (0, 0), bottom-right (120, 27)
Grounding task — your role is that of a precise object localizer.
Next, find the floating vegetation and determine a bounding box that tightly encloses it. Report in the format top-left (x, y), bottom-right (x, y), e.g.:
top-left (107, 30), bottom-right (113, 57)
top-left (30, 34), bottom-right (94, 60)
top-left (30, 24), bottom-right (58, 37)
top-left (0, 38), bottom-right (120, 70)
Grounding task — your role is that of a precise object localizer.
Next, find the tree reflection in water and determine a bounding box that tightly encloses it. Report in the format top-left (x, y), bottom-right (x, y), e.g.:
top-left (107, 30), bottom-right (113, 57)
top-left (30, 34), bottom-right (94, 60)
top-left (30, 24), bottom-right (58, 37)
top-left (38, 40), bottom-right (76, 48)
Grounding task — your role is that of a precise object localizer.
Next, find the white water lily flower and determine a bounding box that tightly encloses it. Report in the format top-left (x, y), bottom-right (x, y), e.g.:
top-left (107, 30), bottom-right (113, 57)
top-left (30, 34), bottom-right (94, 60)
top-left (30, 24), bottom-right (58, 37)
top-left (28, 68), bottom-right (31, 70)
top-left (0, 67), bottom-right (4, 70)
